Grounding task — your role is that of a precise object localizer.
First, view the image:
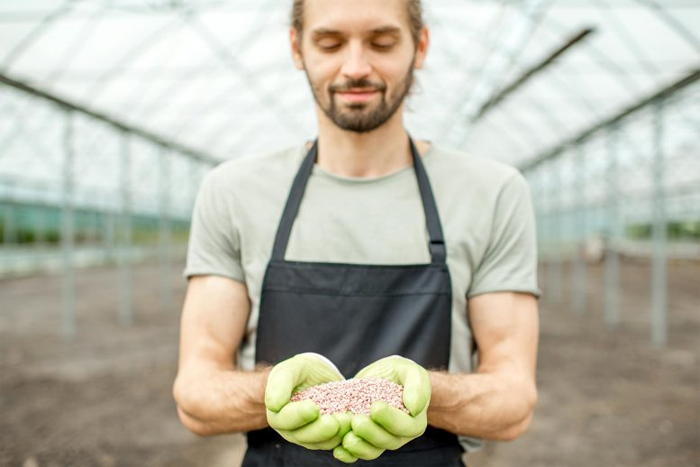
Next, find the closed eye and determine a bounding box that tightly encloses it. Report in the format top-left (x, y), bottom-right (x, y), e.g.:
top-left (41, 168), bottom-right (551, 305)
top-left (317, 40), bottom-right (342, 51)
top-left (372, 42), bottom-right (396, 50)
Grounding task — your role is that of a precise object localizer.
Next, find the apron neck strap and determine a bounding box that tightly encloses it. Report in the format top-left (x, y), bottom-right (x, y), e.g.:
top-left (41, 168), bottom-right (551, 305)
top-left (271, 137), bottom-right (447, 265)
top-left (410, 138), bottom-right (447, 265)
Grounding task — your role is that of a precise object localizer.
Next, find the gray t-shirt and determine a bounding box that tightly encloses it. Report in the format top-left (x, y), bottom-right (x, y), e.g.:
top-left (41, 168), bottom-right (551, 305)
top-left (183, 142), bottom-right (540, 452)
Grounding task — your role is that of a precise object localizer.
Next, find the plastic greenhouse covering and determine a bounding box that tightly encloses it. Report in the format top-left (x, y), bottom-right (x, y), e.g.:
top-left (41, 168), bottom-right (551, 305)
top-left (0, 0), bottom-right (698, 223)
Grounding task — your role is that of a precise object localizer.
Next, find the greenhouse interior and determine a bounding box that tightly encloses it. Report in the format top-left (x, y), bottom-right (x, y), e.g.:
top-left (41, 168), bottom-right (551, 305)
top-left (1, 1), bottom-right (698, 466)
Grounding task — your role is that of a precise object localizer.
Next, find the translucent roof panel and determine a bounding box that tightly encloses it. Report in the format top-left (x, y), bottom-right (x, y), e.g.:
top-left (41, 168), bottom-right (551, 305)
top-left (0, 0), bottom-right (698, 169)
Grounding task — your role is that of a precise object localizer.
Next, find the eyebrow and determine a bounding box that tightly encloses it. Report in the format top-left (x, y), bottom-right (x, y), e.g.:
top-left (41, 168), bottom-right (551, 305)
top-left (369, 26), bottom-right (402, 36)
top-left (311, 26), bottom-right (402, 38)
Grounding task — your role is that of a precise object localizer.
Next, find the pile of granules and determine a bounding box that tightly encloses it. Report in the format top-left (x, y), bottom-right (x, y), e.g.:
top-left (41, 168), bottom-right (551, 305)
top-left (290, 378), bottom-right (409, 416)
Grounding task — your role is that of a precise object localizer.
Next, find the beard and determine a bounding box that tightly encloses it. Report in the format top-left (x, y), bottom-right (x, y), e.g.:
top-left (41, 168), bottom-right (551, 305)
top-left (305, 63), bottom-right (415, 133)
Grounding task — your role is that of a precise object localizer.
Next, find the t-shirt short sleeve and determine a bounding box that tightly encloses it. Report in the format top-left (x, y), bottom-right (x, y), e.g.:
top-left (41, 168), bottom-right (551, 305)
top-left (182, 169), bottom-right (245, 282)
top-left (468, 172), bottom-right (541, 298)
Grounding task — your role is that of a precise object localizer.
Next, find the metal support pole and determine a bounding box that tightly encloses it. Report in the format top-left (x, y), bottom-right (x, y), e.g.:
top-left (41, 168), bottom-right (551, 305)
top-left (158, 146), bottom-right (172, 312)
top-left (119, 132), bottom-right (133, 326)
top-left (104, 210), bottom-right (115, 262)
top-left (34, 205), bottom-right (46, 246)
top-left (528, 174), bottom-right (549, 298)
top-left (31, 205), bottom-right (43, 267)
top-left (548, 159), bottom-right (563, 304)
top-left (87, 209), bottom-right (99, 245)
top-left (187, 157), bottom-right (199, 232)
top-left (1, 203), bottom-right (16, 275)
top-left (189, 158), bottom-right (199, 213)
top-left (2, 203), bottom-right (17, 244)
top-left (61, 111), bottom-right (76, 339)
top-left (651, 99), bottom-right (667, 347)
top-left (572, 144), bottom-right (587, 314)
top-left (605, 125), bottom-right (620, 329)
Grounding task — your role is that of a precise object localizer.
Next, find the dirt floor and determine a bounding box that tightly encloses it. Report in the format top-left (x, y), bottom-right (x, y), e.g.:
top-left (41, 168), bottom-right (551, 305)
top-left (1, 258), bottom-right (698, 467)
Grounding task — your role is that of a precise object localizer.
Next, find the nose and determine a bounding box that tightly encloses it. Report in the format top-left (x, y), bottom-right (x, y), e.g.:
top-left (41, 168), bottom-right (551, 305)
top-left (340, 41), bottom-right (372, 80)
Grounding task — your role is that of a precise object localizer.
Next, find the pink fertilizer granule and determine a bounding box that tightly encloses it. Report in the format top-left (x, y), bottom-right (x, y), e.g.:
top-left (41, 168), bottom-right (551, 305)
top-left (290, 378), bottom-right (409, 415)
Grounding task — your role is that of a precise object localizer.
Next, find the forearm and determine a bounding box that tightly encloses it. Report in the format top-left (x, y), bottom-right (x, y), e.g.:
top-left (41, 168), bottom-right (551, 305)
top-left (173, 362), bottom-right (270, 435)
top-left (427, 370), bottom-right (537, 441)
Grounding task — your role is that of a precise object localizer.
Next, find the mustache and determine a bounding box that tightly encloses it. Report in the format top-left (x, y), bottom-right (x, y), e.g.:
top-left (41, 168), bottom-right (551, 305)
top-left (330, 79), bottom-right (387, 93)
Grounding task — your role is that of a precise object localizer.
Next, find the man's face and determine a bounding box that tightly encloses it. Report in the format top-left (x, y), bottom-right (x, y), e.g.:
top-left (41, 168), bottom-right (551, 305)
top-left (291, 0), bottom-right (428, 133)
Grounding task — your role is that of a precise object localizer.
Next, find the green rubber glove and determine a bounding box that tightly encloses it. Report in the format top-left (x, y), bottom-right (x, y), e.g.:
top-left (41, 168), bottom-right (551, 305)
top-left (341, 356), bottom-right (431, 461)
top-left (265, 353), bottom-right (346, 450)
top-left (333, 443), bottom-right (359, 464)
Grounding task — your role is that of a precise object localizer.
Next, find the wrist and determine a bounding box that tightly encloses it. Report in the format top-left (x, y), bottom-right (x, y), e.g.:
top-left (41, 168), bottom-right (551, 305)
top-left (427, 371), bottom-right (464, 412)
top-left (234, 368), bottom-right (273, 431)
top-left (253, 366), bottom-right (272, 403)
top-left (173, 365), bottom-right (271, 434)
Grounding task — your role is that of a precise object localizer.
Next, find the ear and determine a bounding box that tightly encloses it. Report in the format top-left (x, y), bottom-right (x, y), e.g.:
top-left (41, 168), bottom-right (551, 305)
top-left (413, 27), bottom-right (429, 69)
top-left (290, 27), bottom-right (305, 70)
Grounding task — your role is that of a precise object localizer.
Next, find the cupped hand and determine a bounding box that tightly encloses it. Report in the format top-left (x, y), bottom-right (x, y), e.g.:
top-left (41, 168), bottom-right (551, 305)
top-left (265, 353), bottom-right (347, 451)
top-left (337, 356), bottom-right (431, 462)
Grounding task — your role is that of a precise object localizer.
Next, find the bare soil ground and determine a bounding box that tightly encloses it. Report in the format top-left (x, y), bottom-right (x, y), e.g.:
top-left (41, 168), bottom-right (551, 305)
top-left (1, 258), bottom-right (698, 467)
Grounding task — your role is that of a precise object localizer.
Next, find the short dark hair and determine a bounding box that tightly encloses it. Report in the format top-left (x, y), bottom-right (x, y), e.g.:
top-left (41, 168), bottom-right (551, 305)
top-left (291, 0), bottom-right (424, 47)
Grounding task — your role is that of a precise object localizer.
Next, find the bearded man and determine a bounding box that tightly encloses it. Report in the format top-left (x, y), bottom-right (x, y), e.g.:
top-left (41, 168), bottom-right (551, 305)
top-left (174, 0), bottom-right (540, 465)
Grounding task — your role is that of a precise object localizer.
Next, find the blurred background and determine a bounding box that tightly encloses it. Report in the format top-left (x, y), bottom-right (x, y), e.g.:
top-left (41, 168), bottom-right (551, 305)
top-left (0, 0), bottom-right (698, 466)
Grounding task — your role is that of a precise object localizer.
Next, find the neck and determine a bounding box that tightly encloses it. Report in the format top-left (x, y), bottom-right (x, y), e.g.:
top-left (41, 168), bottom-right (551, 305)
top-left (313, 105), bottom-right (428, 178)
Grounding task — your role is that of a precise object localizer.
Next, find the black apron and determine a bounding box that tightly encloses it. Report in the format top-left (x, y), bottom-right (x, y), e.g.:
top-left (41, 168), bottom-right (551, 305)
top-left (243, 139), bottom-right (464, 466)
